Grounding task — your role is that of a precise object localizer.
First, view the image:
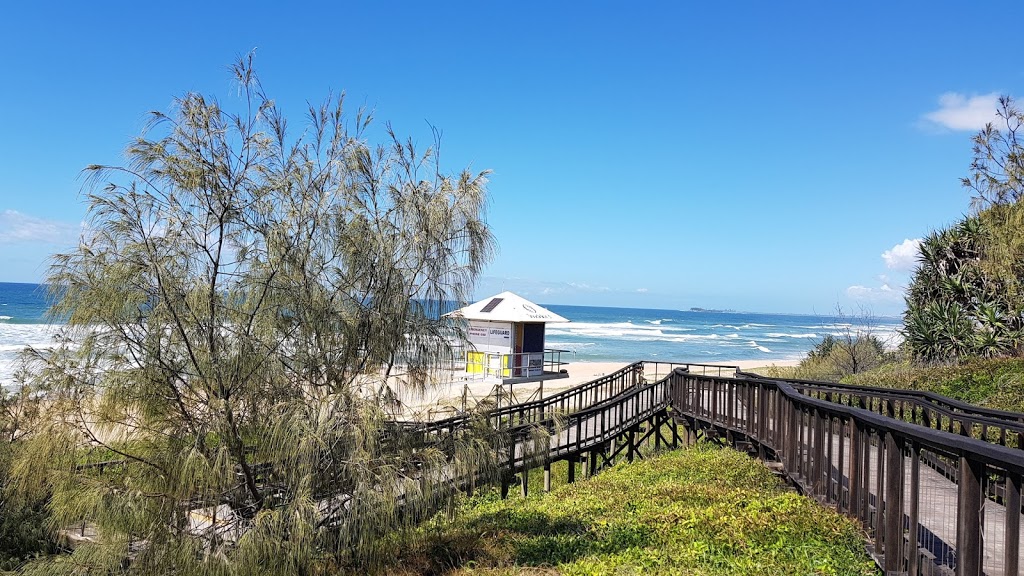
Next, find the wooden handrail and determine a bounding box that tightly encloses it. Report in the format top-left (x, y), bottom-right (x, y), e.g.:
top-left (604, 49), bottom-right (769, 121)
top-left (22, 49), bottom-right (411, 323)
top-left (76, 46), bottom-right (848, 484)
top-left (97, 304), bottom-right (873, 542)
top-left (675, 369), bottom-right (1024, 575)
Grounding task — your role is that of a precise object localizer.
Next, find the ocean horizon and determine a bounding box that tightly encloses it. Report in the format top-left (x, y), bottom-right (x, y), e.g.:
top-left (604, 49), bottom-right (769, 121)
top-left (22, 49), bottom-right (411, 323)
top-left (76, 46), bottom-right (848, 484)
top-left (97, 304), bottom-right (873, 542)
top-left (0, 282), bottom-right (903, 386)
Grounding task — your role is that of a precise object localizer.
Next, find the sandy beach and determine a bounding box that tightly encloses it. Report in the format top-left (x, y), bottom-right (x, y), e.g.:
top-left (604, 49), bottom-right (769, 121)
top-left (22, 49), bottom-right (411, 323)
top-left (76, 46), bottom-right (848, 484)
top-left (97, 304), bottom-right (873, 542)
top-left (393, 357), bottom-right (801, 418)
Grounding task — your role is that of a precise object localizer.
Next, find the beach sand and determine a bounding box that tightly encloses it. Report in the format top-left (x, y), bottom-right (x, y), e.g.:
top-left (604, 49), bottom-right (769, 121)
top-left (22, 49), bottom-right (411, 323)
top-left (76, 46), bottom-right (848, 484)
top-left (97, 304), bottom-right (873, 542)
top-left (392, 357), bottom-right (801, 418)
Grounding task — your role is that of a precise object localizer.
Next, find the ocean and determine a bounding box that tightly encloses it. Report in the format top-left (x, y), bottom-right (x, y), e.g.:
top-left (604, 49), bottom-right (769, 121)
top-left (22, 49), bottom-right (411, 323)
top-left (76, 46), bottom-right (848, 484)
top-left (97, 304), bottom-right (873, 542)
top-left (0, 282), bottom-right (903, 386)
top-left (541, 304), bottom-right (902, 364)
top-left (0, 282), bottom-right (60, 385)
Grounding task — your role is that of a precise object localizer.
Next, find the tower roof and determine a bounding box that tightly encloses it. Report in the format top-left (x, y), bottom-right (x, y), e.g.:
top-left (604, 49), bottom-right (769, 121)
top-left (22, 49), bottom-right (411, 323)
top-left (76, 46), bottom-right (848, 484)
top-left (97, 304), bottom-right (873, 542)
top-left (446, 291), bottom-right (569, 323)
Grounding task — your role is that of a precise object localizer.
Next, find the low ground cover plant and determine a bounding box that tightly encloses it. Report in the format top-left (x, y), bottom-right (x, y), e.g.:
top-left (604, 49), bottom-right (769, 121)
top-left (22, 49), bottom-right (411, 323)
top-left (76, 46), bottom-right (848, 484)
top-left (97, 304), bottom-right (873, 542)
top-left (386, 445), bottom-right (877, 576)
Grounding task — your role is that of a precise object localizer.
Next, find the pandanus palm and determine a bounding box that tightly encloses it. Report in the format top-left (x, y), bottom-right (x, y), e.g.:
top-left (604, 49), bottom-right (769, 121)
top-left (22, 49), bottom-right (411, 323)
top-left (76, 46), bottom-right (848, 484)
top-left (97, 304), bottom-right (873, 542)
top-left (904, 214), bottom-right (1023, 361)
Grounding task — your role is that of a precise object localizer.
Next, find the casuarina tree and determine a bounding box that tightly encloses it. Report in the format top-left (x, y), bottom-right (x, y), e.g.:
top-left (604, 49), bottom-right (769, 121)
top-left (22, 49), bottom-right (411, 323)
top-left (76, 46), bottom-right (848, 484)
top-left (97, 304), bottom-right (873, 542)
top-left (15, 54), bottom-right (500, 575)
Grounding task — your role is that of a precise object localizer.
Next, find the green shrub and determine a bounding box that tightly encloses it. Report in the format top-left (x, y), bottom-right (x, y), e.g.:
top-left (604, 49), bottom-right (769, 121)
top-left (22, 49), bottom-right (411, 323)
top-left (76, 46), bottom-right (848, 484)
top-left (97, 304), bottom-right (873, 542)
top-left (843, 357), bottom-right (1024, 412)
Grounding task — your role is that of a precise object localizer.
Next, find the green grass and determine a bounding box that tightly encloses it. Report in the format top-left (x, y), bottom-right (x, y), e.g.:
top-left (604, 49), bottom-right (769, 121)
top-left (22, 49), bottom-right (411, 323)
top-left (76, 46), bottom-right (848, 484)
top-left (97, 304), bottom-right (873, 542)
top-left (744, 365), bottom-right (802, 379)
top-left (385, 445), bottom-right (878, 576)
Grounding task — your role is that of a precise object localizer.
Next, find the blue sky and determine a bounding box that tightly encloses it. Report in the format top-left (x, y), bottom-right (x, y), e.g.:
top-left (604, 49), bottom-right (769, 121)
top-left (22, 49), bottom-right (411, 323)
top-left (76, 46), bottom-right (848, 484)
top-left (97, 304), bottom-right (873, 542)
top-left (0, 1), bottom-right (1020, 315)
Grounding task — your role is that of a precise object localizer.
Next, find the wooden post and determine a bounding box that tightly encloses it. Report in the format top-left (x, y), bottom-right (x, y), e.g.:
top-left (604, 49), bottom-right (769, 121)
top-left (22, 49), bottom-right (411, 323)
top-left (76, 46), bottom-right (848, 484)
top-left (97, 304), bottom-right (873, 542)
top-left (883, 431), bottom-right (903, 574)
top-left (727, 380), bottom-right (735, 428)
top-left (746, 382), bottom-right (755, 438)
top-left (787, 402), bottom-right (799, 478)
top-left (836, 418), bottom-right (846, 511)
top-left (811, 409), bottom-right (823, 496)
top-left (627, 427), bottom-right (636, 462)
top-left (655, 416), bottom-right (663, 451)
top-left (521, 466), bottom-right (529, 498)
top-left (757, 384), bottom-right (768, 460)
top-left (711, 379), bottom-right (719, 426)
top-left (908, 442), bottom-right (921, 576)
top-left (567, 457), bottom-right (576, 484)
top-left (543, 461), bottom-right (551, 493)
top-left (825, 415), bottom-right (835, 501)
top-left (849, 419), bottom-right (863, 522)
top-left (874, 431), bottom-right (884, 536)
top-left (956, 456), bottom-right (984, 576)
top-left (862, 427), bottom-right (873, 529)
top-left (1005, 472), bottom-right (1021, 576)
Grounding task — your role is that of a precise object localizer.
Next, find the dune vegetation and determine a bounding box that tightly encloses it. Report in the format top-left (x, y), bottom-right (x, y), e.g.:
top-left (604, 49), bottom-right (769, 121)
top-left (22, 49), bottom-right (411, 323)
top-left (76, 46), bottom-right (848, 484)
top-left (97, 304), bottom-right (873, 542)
top-left (383, 445), bottom-right (877, 576)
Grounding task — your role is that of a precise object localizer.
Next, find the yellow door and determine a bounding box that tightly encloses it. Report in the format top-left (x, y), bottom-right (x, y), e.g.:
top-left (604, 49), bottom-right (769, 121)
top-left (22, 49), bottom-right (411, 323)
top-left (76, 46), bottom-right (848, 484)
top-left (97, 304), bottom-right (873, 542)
top-left (466, 351), bottom-right (485, 374)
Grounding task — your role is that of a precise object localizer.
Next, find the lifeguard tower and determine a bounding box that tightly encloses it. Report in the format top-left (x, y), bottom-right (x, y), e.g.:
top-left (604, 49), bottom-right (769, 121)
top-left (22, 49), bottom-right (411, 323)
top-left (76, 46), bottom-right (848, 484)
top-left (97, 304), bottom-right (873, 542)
top-left (446, 291), bottom-right (570, 384)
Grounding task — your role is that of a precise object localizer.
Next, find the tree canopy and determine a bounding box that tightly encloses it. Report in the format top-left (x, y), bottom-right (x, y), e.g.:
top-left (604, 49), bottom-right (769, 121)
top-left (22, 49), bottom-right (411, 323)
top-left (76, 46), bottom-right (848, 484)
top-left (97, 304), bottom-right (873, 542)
top-left (13, 55), bottom-right (500, 575)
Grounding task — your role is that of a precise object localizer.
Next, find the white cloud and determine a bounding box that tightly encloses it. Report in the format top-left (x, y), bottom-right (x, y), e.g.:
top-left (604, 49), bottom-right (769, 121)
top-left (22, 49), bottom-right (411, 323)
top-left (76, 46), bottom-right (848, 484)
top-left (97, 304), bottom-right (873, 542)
top-left (846, 284), bottom-right (902, 303)
top-left (882, 238), bottom-right (922, 271)
top-left (636, 288), bottom-right (648, 293)
top-left (0, 210), bottom-right (79, 245)
top-left (846, 285), bottom-right (872, 299)
top-left (568, 282), bottom-right (611, 292)
top-left (922, 92), bottom-right (1001, 131)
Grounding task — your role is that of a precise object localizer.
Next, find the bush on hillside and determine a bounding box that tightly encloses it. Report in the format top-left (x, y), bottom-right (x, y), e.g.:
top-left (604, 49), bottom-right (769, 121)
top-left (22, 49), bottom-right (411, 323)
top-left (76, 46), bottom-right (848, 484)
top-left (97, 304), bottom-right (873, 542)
top-left (842, 356), bottom-right (1024, 412)
top-left (783, 333), bottom-right (894, 383)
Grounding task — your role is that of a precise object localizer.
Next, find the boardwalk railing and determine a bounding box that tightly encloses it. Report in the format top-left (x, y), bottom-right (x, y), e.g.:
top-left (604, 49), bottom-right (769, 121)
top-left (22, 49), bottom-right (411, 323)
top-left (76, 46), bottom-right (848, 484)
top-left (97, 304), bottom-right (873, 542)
top-left (674, 370), bottom-right (1024, 576)
top-left (737, 373), bottom-right (1024, 447)
top-left (413, 361), bottom-right (644, 435)
top-left (415, 362), bottom-right (730, 496)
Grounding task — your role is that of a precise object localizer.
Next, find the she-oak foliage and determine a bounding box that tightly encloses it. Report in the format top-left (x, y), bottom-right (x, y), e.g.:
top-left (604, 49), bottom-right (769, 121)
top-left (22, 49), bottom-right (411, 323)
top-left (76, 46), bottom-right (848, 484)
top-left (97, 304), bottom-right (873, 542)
top-left (14, 55), bottom-right (501, 575)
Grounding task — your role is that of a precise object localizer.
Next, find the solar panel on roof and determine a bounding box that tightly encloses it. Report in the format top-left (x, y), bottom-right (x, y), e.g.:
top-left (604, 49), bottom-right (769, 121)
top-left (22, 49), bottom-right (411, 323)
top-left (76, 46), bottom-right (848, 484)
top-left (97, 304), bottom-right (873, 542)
top-left (480, 297), bottom-right (503, 313)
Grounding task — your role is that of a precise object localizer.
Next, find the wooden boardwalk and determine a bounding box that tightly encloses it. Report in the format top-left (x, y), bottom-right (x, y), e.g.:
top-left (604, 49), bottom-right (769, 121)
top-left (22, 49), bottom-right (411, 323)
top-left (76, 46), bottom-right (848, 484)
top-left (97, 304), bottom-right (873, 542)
top-left (669, 371), bottom-right (1024, 576)
top-left (458, 362), bottom-right (1024, 575)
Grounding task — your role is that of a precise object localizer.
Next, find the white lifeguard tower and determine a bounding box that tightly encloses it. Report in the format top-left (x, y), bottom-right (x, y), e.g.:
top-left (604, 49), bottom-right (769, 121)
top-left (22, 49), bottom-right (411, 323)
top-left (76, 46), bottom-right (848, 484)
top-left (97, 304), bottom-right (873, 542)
top-left (446, 291), bottom-right (570, 384)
